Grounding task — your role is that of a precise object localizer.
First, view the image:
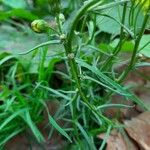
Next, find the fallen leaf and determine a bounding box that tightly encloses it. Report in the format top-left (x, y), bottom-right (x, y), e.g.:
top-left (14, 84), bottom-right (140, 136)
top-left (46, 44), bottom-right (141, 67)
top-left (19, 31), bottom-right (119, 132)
top-left (135, 88), bottom-right (150, 112)
top-left (124, 112), bottom-right (150, 150)
top-left (98, 130), bottom-right (138, 150)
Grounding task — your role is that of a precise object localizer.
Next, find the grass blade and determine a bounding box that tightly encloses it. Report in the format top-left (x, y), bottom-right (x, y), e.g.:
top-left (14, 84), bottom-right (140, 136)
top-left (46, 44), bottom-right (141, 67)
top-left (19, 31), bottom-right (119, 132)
top-left (38, 84), bottom-right (72, 101)
top-left (0, 55), bottom-right (16, 66)
top-left (0, 128), bottom-right (23, 147)
top-left (77, 122), bottom-right (97, 150)
top-left (39, 100), bottom-right (72, 142)
top-left (99, 125), bottom-right (112, 150)
top-left (21, 110), bottom-right (45, 143)
top-left (48, 114), bottom-right (72, 142)
top-left (0, 108), bottom-right (28, 130)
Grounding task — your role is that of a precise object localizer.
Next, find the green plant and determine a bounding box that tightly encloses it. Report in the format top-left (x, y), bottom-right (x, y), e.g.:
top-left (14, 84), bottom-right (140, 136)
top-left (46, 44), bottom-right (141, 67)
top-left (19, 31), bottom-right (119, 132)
top-left (0, 0), bottom-right (150, 149)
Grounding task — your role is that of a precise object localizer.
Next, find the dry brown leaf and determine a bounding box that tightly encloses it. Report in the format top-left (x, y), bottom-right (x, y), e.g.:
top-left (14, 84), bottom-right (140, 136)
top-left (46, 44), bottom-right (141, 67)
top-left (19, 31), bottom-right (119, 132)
top-left (135, 88), bottom-right (150, 112)
top-left (124, 112), bottom-right (150, 150)
top-left (104, 95), bottom-right (139, 120)
top-left (98, 130), bottom-right (138, 150)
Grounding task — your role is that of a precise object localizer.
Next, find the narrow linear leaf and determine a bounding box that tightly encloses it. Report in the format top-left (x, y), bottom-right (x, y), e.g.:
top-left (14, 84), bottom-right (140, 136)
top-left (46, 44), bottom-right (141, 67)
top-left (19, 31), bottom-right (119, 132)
top-left (129, 94), bottom-right (149, 110)
top-left (19, 40), bottom-right (61, 55)
top-left (77, 122), bottom-right (97, 150)
top-left (97, 104), bottom-right (135, 110)
top-left (135, 62), bottom-right (150, 67)
top-left (99, 125), bottom-right (112, 150)
top-left (39, 100), bottom-right (72, 142)
top-left (38, 84), bottom-right (72, 101)
top-left (76, 59), bottom-right (147, 110)
top-left (0, 108), bottom-right (28, 130)
top-left (0, 128), bottom-right (23, 147)
top-left (84, 75), bottom-right (126, 95)
top-left (22, 110), bottom-right (45, 142)
top-left (76, 59), bottom-right (130, 96)
top-left (0, 55), bottom-right (16, 66)
top-left (48, 114), bottom-right (72, 142)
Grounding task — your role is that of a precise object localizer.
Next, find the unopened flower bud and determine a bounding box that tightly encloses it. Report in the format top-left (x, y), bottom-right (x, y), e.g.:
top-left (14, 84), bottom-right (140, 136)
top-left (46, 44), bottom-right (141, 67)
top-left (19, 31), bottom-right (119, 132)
top-left (60, 34), bottom-right (66, 40)
top-left (59, 13), bottom-right (65, 23)
top-left (31, 20), bottom-right (49, 33)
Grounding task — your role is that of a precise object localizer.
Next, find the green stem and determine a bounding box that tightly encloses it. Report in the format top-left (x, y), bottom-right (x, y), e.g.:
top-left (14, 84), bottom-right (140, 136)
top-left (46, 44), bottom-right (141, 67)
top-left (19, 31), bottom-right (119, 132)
top-left (87, 14), bottom-right (97, 44)
top-left (56, 16), bottom-right (63, 34)
top-left (103, 10), bottom-right (150, 103)
top-left (48, 25), bottom-right (59, 34)
top-left (118, 12), bottom-right (149, 82)
top-left (71, 92), bottom-right (81, 145)
top-left (101, 2), bottom-right (127, 71)
top-left (67, 0), bottom-right (104, 53)
top-left (81, 15), bottom-right (87, 33)
top-left (63, 0), bottom-right (112, 124)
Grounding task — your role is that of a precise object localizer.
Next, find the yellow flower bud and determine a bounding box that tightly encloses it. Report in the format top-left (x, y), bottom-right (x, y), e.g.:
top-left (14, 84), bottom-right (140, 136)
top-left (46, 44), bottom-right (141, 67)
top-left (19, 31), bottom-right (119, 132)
top-left (31, 20), bottom-right (49, 33)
